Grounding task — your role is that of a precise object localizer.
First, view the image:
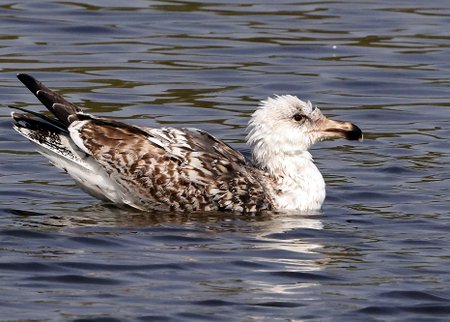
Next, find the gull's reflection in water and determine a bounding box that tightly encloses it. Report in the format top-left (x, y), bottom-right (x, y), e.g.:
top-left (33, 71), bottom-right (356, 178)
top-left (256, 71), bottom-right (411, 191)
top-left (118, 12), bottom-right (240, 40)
top-left (10, 203), bottom-right (322, 231)
top-left (11, 203), bottom-right (324, 258)
top-left (10, 203), bottom-right (327, 299)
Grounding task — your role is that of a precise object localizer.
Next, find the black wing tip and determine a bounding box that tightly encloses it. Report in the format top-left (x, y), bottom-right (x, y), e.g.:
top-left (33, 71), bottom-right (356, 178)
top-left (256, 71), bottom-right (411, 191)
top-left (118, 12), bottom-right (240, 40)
top-left (16, 73), bottom-right (42, 95)
top-left (17, 73), bottom-right (36, 83)
top-left (15, 72), bottom-right (82, 127)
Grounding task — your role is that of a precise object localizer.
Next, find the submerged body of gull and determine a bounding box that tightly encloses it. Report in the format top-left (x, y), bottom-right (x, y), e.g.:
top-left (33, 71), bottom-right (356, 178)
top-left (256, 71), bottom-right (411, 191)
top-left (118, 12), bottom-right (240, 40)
top-left (11, 74), bottom-right (362, 212)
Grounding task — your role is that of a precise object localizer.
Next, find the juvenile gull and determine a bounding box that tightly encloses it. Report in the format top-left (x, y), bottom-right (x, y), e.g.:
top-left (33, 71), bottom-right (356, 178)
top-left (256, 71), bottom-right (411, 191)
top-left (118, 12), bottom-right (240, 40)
top-left (10, 74), bottom-right (362, 212)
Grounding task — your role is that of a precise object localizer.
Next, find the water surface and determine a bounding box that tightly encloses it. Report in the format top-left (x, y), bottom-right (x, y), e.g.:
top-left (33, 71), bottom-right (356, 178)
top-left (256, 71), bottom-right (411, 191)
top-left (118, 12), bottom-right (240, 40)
top-left (1, 0), bottom-right (450, 320)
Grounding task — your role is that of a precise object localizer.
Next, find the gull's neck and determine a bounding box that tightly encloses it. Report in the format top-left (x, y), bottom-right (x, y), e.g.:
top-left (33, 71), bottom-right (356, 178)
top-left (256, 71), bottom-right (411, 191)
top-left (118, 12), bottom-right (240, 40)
top-left (249, 144), bottom-right (326, 211)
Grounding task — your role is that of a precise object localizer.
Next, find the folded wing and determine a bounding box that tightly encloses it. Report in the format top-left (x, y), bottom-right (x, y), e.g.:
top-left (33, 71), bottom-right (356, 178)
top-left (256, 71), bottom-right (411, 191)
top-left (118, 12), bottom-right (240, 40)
top-left (69, 115), bottom-right (274, 212)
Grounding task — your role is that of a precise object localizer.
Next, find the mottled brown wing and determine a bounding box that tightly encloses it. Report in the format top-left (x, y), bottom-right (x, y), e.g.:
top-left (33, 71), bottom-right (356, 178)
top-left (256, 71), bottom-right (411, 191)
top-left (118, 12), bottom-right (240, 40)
top-left (70, 116), bottom-right (274, 212)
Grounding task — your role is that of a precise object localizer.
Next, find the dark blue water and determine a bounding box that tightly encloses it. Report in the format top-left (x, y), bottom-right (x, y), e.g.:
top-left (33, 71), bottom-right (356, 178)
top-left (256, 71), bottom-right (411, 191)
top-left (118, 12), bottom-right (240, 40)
top-left (1, 1), bottom-right (450, 320)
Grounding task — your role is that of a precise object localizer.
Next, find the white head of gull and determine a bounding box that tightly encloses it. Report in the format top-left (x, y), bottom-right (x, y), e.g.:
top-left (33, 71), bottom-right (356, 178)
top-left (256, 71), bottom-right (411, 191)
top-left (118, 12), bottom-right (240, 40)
top-left (11, 74), bottom-right (362, 213)
top-left (247, 95), bottom-right (362, 210)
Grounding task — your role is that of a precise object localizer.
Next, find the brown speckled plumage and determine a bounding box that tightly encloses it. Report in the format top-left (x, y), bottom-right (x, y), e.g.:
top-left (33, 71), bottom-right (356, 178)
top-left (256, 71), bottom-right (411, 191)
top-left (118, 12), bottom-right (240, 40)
top-left (74, 116), bottom-right (274, 212)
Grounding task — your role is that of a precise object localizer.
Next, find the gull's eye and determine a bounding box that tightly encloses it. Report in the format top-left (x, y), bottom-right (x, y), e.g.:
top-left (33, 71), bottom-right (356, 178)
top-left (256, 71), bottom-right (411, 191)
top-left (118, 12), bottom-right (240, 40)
top-left (293, 113), bottom-right (305, 123)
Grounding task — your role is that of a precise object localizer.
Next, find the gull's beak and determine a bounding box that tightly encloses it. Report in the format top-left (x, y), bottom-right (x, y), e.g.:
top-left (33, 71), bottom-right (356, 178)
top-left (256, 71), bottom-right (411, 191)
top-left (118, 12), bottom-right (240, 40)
top-left (316, 118), bottom-right (363, 141)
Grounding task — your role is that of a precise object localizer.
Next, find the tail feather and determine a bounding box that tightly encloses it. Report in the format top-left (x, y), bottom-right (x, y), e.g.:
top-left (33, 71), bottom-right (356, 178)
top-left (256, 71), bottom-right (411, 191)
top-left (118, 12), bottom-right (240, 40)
top-left (11, 111), bottom-right (82, 165)
top-left (12, 114), bottom-right (116, 202)
top-left (11, 73), bottom-right (122, 204)
top-left (10, 106), bottom-right (68, 133)
top-left (11, 73), bottom-right (85, 162)
top-left (11, 73), bottom-right (84, 166)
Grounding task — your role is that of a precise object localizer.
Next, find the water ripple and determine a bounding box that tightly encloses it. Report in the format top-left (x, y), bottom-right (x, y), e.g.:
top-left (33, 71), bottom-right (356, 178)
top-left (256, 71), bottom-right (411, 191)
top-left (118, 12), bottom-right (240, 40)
top-left (26, 274), bottom-right (121, 285)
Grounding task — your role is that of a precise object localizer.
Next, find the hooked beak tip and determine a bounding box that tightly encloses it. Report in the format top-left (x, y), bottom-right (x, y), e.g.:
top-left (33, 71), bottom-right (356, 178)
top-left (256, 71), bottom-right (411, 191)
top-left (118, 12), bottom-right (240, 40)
top-left (346, 124), bottom-right (363, 141)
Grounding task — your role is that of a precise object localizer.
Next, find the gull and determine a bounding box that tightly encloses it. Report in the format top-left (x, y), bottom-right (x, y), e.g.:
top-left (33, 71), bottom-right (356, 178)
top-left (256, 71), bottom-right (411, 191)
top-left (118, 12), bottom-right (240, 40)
top-left (10, 74), bottom-right (362, 212)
